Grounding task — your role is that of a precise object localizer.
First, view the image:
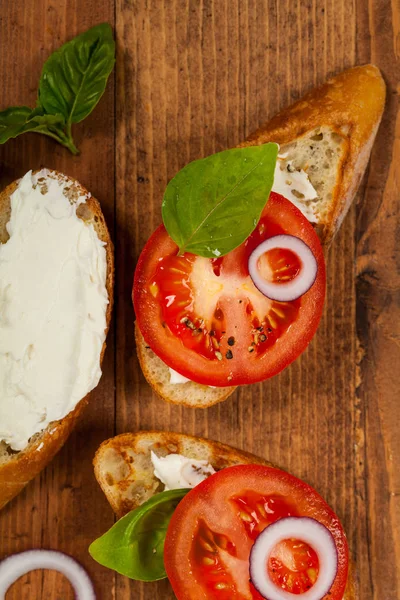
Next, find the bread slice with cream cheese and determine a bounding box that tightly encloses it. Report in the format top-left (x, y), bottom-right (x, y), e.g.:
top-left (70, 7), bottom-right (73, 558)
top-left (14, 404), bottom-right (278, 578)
top-left (0, 170), bottom-right (114, 510)
top-left (136, 64), bottom-right (385, 408)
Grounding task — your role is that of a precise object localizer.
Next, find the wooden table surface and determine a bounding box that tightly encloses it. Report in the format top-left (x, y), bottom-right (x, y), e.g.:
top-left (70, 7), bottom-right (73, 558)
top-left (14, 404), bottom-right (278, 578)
top-left (0, 1), bottom-right (399, 599)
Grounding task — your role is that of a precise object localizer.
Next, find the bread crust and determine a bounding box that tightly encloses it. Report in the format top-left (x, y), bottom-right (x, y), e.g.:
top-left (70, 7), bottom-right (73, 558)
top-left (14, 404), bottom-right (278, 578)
top-left (93, 430), bottom-right (357, 599)
top-left (240, 64), bottom-right (386, 246)
top-left (94, 430), bottom-right (272, 517)
top-left (0, 170), bottom-right (114, 510)
top-left (135, 323), bottom-right (236, 407)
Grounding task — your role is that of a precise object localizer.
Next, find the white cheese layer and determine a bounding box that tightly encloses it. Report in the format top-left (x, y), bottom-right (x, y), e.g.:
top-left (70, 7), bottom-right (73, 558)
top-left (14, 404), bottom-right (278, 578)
top-left (0, 170), bottom-right (108, 451)
top-left (151, 451), bottom-right (215, 490)
top-left (168, 368), bottom-right (191, 384)
top-left (273, 155), bottom-right (318, 222)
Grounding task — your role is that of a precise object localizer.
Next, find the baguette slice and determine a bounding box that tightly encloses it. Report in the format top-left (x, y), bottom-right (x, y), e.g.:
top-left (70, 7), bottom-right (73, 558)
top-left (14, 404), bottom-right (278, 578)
top-left (241, 64), bottom-right (385, 246)
top-left (0, 170), bottom-right (114, 510)
top-left (136, 64), bottom-right (385, 409)
top-left (93, 430), bottom-right (358, 599)
top-left (135, 323), bottom-right (237, 408)
top-left (94, 430), bottom-right (269, 518)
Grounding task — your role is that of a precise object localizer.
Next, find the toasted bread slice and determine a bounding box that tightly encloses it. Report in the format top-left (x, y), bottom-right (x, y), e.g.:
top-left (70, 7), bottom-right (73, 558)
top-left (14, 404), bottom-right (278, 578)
top-left (93, 431), bottom-right (358, 599)
top-left (241, 64), bottom-right (385, 246)
top-left (136, 65), bottom-right (385, 408)
top-left (0, 170), bottom-right (114, 510)
top-left (94, 430), bottom-right (271, 518)
top-left (135, 323), bottom-right (236, 408)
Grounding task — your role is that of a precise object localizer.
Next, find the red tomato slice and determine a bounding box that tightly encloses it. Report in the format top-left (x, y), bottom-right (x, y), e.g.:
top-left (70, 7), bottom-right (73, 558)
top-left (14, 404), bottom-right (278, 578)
top-left (133, 193), bottom-right (325, 386)
top-left (164, 465), bottom-right (349, 600)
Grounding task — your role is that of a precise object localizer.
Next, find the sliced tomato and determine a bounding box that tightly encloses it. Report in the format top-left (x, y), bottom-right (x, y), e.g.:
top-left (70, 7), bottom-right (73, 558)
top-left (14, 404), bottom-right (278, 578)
top-left (164, 465), bottom-right (348, 600)
top-left (133, 193), bottom-right (325, 386)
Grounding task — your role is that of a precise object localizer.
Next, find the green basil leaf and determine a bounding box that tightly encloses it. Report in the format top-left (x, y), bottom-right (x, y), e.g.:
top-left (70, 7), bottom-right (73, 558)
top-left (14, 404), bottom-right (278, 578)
top-left (0, 106), bottom-right (65, 144)
top-left (38, 23), bottom-right (115, 124)
top-left (89, 489), bottom-right (189, 581)
top-left (0, 106), bottom-right (33, 143)
top-left (162, 143), bottom-right (279, 258)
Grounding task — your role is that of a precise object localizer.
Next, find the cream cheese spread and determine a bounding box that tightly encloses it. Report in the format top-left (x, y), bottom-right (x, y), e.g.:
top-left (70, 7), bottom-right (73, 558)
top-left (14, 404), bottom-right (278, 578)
top-left (151, 451), bottom-right (215, 490)
top-left (0, 170), bottom-right (108, 451)
top-left (169, 368), bottom-right (191, 384)
top-left (273, 155), bottom-right (318, 222)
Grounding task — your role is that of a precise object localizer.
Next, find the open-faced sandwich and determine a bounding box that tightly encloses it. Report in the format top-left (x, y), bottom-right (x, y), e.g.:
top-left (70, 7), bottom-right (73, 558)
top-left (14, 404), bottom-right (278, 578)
top-left (0, 169), bottom-right (114, 509)
top-left (90, 431), bottom-right (358, 600)
top-left (133, 64), bottom-right (385, 408)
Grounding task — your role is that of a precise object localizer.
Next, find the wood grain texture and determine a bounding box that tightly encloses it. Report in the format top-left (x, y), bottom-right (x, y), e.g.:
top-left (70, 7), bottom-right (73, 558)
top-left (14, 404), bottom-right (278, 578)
top-left (0, 2), bottom-right (116, 599)
top-left (0, 0), bottom-right (398, 599)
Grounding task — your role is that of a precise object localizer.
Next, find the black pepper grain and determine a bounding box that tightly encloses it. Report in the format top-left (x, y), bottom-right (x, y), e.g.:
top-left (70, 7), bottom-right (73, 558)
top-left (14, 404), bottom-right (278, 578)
top-left (226, 350), bottom-right (233, 359)
top-left (227, 336), bottom-right (235, 346)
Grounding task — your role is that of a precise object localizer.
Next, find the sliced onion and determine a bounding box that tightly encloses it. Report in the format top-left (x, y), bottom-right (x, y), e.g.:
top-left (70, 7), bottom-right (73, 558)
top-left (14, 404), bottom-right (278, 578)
top-left (248, 234), bottom-right (318, 301)
top-left (0, 550), bottom-right (95, 599)
top-left (249, 517), bottom-right (338, 600)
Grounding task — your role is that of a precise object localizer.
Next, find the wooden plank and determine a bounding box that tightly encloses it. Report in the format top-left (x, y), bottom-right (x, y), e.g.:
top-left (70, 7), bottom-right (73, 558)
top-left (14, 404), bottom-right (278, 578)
top-left (355, 1), bottom-right (400, 598)
top-left (0, 2), bottom-right (116, 599)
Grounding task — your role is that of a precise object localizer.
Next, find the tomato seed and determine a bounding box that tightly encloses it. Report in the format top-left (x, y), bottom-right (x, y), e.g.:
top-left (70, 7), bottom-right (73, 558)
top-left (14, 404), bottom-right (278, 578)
top-left (240, 511), bottom-right (253, 522)
top-left (307, 568), bottom-right (318, 583)
top-left (149, 283), bottom-right (159, 297)
top-left (215, 583), bottom-right (228, 590)
top-left (272, 306), bottom-right (285, 319)
top-left (203, 557), bottom-right (215, 566)
top-left (211, 337), bottom-right (220, 349)
top-left (269, 315), bottom-right (277, 329)
top-left (256, 502), bottom-right (267, 518)
top-left (199, 539), bottom-right (214, 553)
top-left (215, 351), bottom-right (223, 360)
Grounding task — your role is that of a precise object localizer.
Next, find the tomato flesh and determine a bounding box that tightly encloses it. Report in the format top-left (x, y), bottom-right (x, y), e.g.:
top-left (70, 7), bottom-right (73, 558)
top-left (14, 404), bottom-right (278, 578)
top-left (259, 247), bottom-right (302, 283)
top-left (269, 538), bottom-right (319, 594)
top-left (134, 193), bottom-right (326, 386)
top-left (164, 465), bottom-right (349, 600)
top-left (151, 246), bottom-right (300, 362)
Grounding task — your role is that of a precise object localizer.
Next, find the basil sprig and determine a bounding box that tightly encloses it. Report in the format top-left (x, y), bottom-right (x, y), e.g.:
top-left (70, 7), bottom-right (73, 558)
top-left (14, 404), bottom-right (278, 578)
top-left (89, 489), bottom-right (189, 581)
top-left (0, 23), bottom-right (115, 154)
top-left (162, 143), bottom-right (279, 258)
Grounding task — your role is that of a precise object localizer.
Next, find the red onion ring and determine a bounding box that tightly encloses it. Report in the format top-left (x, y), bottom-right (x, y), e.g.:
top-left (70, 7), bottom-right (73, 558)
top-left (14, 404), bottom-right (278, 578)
top-left (248, 234), bottom-right (318, 301)
top-left (249, 517), bottom-right (338, 600)
top-left (0, 550), bottom-right (95, 599)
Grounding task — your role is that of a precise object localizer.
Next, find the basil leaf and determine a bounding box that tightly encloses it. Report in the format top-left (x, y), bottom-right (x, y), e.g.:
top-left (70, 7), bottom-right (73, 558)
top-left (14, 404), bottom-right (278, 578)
top-left (38, 23), bottom-right (115, 125)
top-left (162, 143), bottom-right (279, 258)
top-left (0, 25), bottom-right (114, 154)
top-left (0, 106), bottom-right (34, 143)
top-left (89, 489), bottom-right (189, 581)
top-left (0, 106), bottom-right (65, 144)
